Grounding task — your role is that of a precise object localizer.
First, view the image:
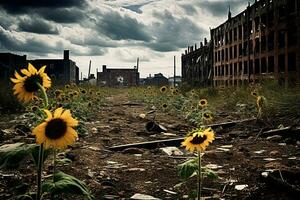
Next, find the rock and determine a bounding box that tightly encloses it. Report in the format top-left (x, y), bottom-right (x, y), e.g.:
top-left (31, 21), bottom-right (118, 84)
top-left (269, 150), bottom-right (279, 156)
top-left (130, 193), bottom-right (160, 200)
top-left (266, 135), bottom-right (282, 142)
top-left (160, 147), bottom-right (183, 156)
top-left (91, 127), bottom-right (98, 134)
top-left (162, 133), bottom-right (177, 137)
top-left (126, 168), bottom-right (145, 172)
top-left (88, 146), bottom-right (101, 151)
top-left (122, 147), bottom-right (144, 154)
top-left (103, 195), bottom-right (120, 199)
top-left (234, 184), bottom-right (248, 190)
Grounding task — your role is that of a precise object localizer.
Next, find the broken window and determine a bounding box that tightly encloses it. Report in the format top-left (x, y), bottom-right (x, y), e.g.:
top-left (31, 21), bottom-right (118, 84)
top-left (229, 64), bottom-right (233, 75)
top-left (225, 48), bottom-right (228, 61)
top-left (229, 47), bottom-right (233, 59)
top-left (234, 63), bottom-right (237, 75)
top-left (288, 26), bottom-right (297, 47)
top-left (225, 64), bottom-right (228, 75)
top-left (288, 52), bottom-right (296, 72)
top-left (255, 38), bottom-right (260, 53)
top-left (261, 36), bottom-right (266, 52)
top-left (255, 59), bottom-right (260, 74)
top-left (243, 42), bottom-right (248, 56)
top-left (244, 61), bottom-right (248, 74)
top-left (239, 44), bottom-right (242, 57)
top-left (268, 31), bottom-right (274, 51)
top-left (261, 58), bottom-right (267, 73)
top-left (238, 25), bottom-right (242, 40)
top-left (255, 17), bottom-right (260, 31)
top-left (268, 56), bottom-right (274, 72)
top-left (234, 27), bottom-right (237, 41)
top-left (278, 30), bottom-right (285, 49)
top-left (278, 54), bottom-right (285, 72)
top-left (222, 49), bottom-right (225, 61)
top-left (234, 45), bottom-right (237, 58)
top-left (249, 41), bottom-right (253, 54)
top-left (239, 62), bottom-right (243, 75)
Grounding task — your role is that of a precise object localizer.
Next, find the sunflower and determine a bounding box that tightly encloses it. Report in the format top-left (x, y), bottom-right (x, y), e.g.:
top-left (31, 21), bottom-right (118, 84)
top-left (31, 106), bottom-right (39, 112)
top-left (162, 103), bottom-right (168, 109)
top-left (65, 84), bottom-right (70, 89)
top-left (32, 107), bottom-right (78, 149)
top-left (181, 128), bottom-right (215, 152)
top-left (80, 89), bottom-right (87, 94)
top-left (170, 86), bottom-right (175, 91)
top-left (251, 91), bottom-right (258, 97)
top-left (10, 63), bottom-right (51, 103)
top-left (160, 86), bottom-right (167, 93)
top-left (202, 112), bottom-right (213, 121)
top-left (199, 99), bottom-right (208, 108)
top-left (96, 92), bottom-right (101, 96)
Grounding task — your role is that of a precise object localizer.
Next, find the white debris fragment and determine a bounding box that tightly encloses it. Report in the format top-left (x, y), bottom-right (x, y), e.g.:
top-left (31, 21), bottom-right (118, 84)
top-left (160, 146), bottom-right (183, 156)
top-left (130, 193), bottom-right (160, 200)
top-left (234, 184), bottom-right (248, 190)
top-left (253, 150), bottom-right (265, 154)
top-left (205, 164), bottom-right (223, 169)
top-left (261, 172), bottom-right (269, 177)
top-left (263, 158), bottom-right (277, 161)
top-left (163, 189), bottom-right (177, 195)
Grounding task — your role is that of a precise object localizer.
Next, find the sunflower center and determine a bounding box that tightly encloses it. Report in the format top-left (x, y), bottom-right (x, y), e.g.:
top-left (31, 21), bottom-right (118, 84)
top-left (45, 118), bottom-right (67, 139)
top-left (24, 75), bottom-right (42, 92)
top-left (190, 134), bottom-right (207, 144)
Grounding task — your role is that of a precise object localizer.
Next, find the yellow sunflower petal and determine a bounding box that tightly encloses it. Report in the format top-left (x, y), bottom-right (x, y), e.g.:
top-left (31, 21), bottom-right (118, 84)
top-left (43, 109), bottom-right (53, 121)
top-left (21, 69), bottom-right (31, 76)
top-left (54, 107), bottom-right (64, 118)
top-left (38, 65), bottom-right (46, 74)
top-left (28, 63), bottom-right (38, 74)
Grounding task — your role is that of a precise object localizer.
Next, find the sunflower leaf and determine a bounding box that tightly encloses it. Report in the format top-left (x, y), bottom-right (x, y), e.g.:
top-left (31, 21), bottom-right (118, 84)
top-left (42, 171), bottom-right (92, 200)
top-left (30, 145), bottom-right (50, 167)
top-left (0, 143), bottom-right (36, 169)
top-left (177, 157), bottom-right (199, 180)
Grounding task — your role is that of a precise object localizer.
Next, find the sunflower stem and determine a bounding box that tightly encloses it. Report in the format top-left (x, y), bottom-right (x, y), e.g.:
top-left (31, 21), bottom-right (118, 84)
top-left (37, 83), bottom-right (49, 108)
top-left (36, 144), bottom-right (44, 200)
top-left (50, 149), bottom-right (57, 200)
top-left (197, 151), bottom-right (202, 200)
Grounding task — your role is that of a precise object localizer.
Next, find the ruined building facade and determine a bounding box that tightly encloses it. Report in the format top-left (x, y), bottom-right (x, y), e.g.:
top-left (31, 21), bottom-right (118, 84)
top-left (181, 39), bottom-right (212, 86)
top-left (182, 0), bottom-right (300, 86)
top-left (97, 65), bottom-right (139, 87)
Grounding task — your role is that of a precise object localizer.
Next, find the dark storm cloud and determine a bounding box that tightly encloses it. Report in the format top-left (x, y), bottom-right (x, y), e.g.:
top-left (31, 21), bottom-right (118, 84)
top-left (0, 28), bottom-right (60, 53)
top-left (180, 4), bottom-right (198, 15)
top-left (0, 0), bottom-right (86, 14)
top-left (38, 8), bottom-right (85, 23)
top-left (96, 11), bottom-right (152, 42)
top-left (123, 5), bottom-right (143, 14)
top-left (18, 18), bottom-right (59, 34)
top-left (149, 10), bottom-right (207, 52)
top-left (198, 0), bottom-right (254, 17)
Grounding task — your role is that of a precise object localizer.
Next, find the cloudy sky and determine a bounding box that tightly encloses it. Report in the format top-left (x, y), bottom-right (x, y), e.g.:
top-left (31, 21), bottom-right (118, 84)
top-left (0, 0), bottom-right (255, 78)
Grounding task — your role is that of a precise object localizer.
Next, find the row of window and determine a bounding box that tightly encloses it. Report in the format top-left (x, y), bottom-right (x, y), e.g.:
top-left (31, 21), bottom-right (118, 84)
top-left (214, 53), bottom-right (296, 77)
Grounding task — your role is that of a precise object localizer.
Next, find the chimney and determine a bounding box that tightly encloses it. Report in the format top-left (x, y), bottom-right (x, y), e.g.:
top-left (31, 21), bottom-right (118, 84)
top-left (191, 46), bottom-right (194, 52)
top-left (64, 50), bottom-right (69, 60)
top-left (185, 50), bottom-right (187, 54)
top-left (200, 42), bottom-right (203, 47)
top-left (195, 43), bottom-right (197, 50)
top-left (204, 38), bottom-right (208, 45)
top-left (102, 65), bottom-right (107, 71)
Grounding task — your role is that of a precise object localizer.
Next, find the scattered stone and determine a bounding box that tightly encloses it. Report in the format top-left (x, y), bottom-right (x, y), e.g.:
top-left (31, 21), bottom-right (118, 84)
top-left (139, 114), bottom-right (146, 119)
top-left (263, 158), bottom-right (277, 161)
top-left (130, 193), bottom-right (160, 200)
top-left (163, 189), bottom-right (177, 195)
top-left (278, 143), bottom-right (286, 146)
top-left (264, 162), bottom-right (283, 169)
top-left (234, 184), bottom-right (248, 190)
top-left (103, 195), bottom-right (120, 199)
top-left (266, 135), bottom-right (282, 142)
top-left (91, 127), bottom-right (98, 133)
top-left (122, 147), bottom-right (144, 154)
top-left (162, 133), bottom-right (177, 137)
top-left (88, 146), bottom-right (101, 151)
top-left (204, 164), bottom-right (223, 169)
top-left (182, 195), bottom-right (189, 199)
top-left (160, 147), bottom-right (183, 156)
top-left (88, 169), bottom-right (96, 178)
top-left (253, 150), bottom-right (265, 154)
top-left (269, 150), bottom-right (279, 156)
top-left (126, 168), bottom-right (145, 172)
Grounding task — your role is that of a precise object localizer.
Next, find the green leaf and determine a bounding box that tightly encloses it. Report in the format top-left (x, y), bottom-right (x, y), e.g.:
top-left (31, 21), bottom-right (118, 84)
top-left (0, 143), bottom-right (35, 169)
top-left (30, 145), bottom-right (50, 167)
top-left (42, 171), bottom-right (92, 200)
top-left (203, 169), bottom-right (218, 179)
top-left (177, 157), bottom-right (199, 180)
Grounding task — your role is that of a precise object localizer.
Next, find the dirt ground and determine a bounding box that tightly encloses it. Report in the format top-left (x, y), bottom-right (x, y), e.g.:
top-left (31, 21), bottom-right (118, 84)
top-left (0, 91), bottom-right (300, 200)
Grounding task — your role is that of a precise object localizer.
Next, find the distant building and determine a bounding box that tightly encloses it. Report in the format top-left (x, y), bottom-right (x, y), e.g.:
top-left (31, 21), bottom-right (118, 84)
top-left (181, 38), bottom-right (213, 87)
top-left (168, 76), bottom-right (182, 86)
top-left (144, 73), bottom-right (169, 86)
top-left (29, 50), bottom-right (79, 85)
top-left (97, 65), bottom-right (139, 87)
top-left (0, 53), bottom-right (27, 83)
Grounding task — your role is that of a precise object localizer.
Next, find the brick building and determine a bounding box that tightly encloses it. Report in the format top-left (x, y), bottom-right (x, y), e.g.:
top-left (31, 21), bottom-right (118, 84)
top-left (182, 0), bottom-right (300, 86)
top-left (97, 65), bottom-right (139, 87)
top-left (29, 50), bottom-right (79, 85)
top-left (0, 53), bottom-right (27, 83)
top-left (144, 73), bottom-right (169, 86)
top-left (181, 38), bottom-right (213, 87)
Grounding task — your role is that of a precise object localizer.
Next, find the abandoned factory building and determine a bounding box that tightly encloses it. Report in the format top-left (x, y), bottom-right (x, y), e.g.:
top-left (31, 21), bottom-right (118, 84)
top-left (0, 53), bottom-right (27, 83)
top-left (29, 50), bottom-right (79, 85)
top-left (182, 0), bottom-right (300, 86)
top-left (97, 65), bottom-right (139, 87)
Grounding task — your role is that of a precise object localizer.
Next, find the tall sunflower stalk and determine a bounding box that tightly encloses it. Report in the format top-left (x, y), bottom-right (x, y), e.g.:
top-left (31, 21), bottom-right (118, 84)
top-left (11, 63), bottom-right (79, 200)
